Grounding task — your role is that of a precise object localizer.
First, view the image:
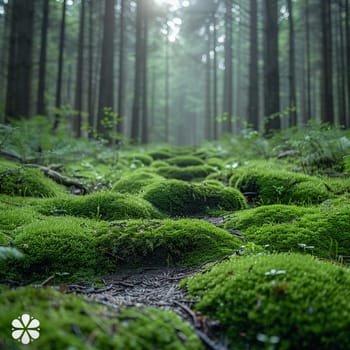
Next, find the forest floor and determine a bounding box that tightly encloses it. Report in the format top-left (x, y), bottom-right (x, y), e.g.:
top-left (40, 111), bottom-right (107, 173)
top-left (1, 122), bottom-right (350, 349)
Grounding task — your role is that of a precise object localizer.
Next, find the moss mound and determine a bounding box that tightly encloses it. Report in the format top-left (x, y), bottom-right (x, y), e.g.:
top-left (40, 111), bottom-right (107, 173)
top-left (0, 287), bottom-right (203, 349)
top-left (37, 192), bottom-right (163, 220)
top-left (166, 155), bottom-right (205, 167)
top-left (124, 153), bottom-right (154, 167)
top-left (5, 216), bottom-right (105, 280)
top-left (155, 165), bottom-right (217, 181)
top-left (112, 170), bottom-right (164, 194)
top-left (147, 149), bottom-right (173, 160)
top-left (97, 219), bottom-right (243, 267)
top-left (225, 205), bottom-right (350, 259)
top-left (143, 179), bottom-right (247, 216)
top-left (0, 167), bottom-right (64, 197)
top-left (183, 253), bottom-right (350, 349)
top-left (229, 167), bottom-right (331, 205)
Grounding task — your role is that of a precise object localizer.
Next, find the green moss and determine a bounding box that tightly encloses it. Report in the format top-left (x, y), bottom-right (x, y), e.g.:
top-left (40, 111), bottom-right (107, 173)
top-left (206, 157), bottom-right (225, 169)
top-left (183, 253), bottom-right (350, 349)
top-left (143, 179), bottom-right (247, 216)
top-left (0, 167), bottom-right (64, 197)
top-left (0, 287), bottom-right (203, 349)
top-left (166, 156), bottom-right (205, 167)
top-left (97, 219), bottom-right (243, 267)
top-left (147, 149), bottom-right (173, 160)
top-left (229, 167), bottom-right (332, 205)
top-left (5, 216), bottom-right (105, 280)
top-left (37, 192), bottom-right (164, 220)
top-left (225, 205), bottom-right (350, 259)
top-left (151, 160), bottom-right (169, 168)
top-left (124, 153), bottom-right (154, 166)
top-left (112, 170), bottom-right (164, 194)
top-left (156, 165), bottom-right (216, 181)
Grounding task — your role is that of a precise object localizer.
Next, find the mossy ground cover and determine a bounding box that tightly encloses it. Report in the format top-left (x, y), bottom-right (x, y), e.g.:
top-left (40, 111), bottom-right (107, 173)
top-left (182, 253), bottom-right (350, 349)
top-left (143, 179), bottom-right (247, 216)
top-left (224, 204), bottom-right (350, 259)
top-left (0, 287), bottom-right (203, 349)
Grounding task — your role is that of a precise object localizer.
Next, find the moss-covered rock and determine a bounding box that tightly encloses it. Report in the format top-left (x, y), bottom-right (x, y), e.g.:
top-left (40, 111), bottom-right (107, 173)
top-left (97, 219), bottom-right (243, 267)
top-left (147, 149), bottom-right (173, 160)
top-left (225, 205), bottom-right (350, 259)
top-left (183, 253), bottom-right (350, 349)
top-left (112, 170), bottom-right (164, 194)
top-left (37, 192), bottom-right (163, 220)
top-left (151, 160), bottom-right (169, 168)
top-left (124, 153), bottom-right (154, 167)
top-left (156, 165), bottom-right (217, 181)
top-left (143, 179), bottom-right (247, 216)
top-left (229, 167), bottom-right (332, 205)
top-left (0, 167), bottom-right (64, 197)
top-left (0, 287), bottom-right (203, 350)
top-left (5, 216), bottom-right (105, 280)
top-left (166, 155), bottom-right (205, 167)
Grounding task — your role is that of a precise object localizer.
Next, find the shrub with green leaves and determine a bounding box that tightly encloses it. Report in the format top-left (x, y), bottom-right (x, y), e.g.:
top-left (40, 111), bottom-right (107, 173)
top-left (0, 287), bottom-right (203, 350)
top-left (166, 155), bottom-right (205, 167)
top-left (97, 219), bottom-right (243, 267)
top-left (0, 167), bottom-right (64, 197)
top-left (112, 170), bottom-right (164, 194)
top-left (229, 166), bottom-right (331, 205)
top-left (143, 179), bottom-right (247, 216)
top-left (37, 192), bottom-right (163, 220)
top-left (225, 205), bottom-right (350, 259)
top-left (155, 165), bottom-right (217, 181)
top-left (183, 253), bottom-right (350, 349)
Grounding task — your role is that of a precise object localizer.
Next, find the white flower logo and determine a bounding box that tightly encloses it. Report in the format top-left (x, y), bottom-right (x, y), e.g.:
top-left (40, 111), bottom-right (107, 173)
top-left (11, 314), bottom-right (40, 344)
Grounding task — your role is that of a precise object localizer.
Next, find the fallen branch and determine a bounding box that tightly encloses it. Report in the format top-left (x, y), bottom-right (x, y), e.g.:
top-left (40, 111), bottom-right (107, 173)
top-left (25, 164), bottom-right (89, 194)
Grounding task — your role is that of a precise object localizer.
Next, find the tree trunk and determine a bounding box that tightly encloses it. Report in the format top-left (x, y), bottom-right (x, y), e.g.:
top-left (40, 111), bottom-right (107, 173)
top-left (87, 0), bottom-right (94, 137)
top-left (205, 20), bottom-right (211, 140)
top-left (287, 0), bottom-right (297, 127)
top-left (5, 0), bottom-right (35, 120)
top-left (320, 0), bottom-right (334, 123)
top-left (223, 0), bottom-right (233, 133)
top-left (74, 0), bottom-right (86, 137)
top-left (37, 0), bottom-right (49, 116)
top-left (117, 0), bottom-right (126, 135)
top-left (97, 0), bottom-right (115, 141)
top-left (263, 0), bottom-right (280, 133)
top-left (53, 0), bottom-right (66, 130)
top-left (212, 10), bottom-right (218, 139)
top-left (305, 0), bottom-right (311, 122)
top-left (247, 0), bottom-right (259, 130)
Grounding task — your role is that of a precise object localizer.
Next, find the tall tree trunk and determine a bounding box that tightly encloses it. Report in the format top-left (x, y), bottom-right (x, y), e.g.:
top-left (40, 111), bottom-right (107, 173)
top-left (131, 0), bottom-right (143, 142)
top-left (87, 0), bottom-right (94, 137)
top-left (141, 0), bottom-right (149, 144)
top-left (97, 0), bottom-right (115, 141)
top-left (304, 0), bottom-right (311, 122)
top-left (345, 0), bottom-right (350, 125)
top-left (320, 0), bottom-right (334, 123)
top-left (53, 0), bottom-right (66, 130)
top-left (5, 0), bottom-right (35, 120)
top-left (247, 0), bottom-right (259, 130)
top-left (263, 0), bottom-right (280, 133)
top-left (37, 0), bottom-right (49, 116)
top-left (165, 17), bottom-right (170, 142)
top-left (223, 0), bottom-right (233, 133)
top-left (287, 0), bottom-right (297, 127)
top-left (117, 0), bottom-right (126, 135)
top-left (74, 0), bottom-right (86, 137)
top-left (212, 10), bottom-right (218, 139)
top-left (205, 20), bottom-right (212, 140)
top-left (338, 2), bottom-right (346, 126)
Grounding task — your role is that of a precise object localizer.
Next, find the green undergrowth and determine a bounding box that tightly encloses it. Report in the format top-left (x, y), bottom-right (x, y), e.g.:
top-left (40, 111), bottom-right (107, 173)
top-left (0, 287), bottom-right (203, 349)
top-left (2, 217), bottom-right (242, 282)
top-left (182, 253), bottom-right (350, 349)
top-left (0, 167), bottom-right (65, 197)
top-left (123, 153), bottom-right (154, 166)
top-left (36, 192), bottom-right (164, 220)
top-left (97, 219), bottom-right (243, 267)
top-left (155, 165), bottom-right (217, 181)
top-left (112, 170), bottom-right (164, 194)
top-left (225, 203), bottom-right (350, 259)
top-left (229, 164), bottom-right (332, 205)
top-left (143, 179), bottom-right (247, 216)
top-left (166, 155), bottom-right (205, 167)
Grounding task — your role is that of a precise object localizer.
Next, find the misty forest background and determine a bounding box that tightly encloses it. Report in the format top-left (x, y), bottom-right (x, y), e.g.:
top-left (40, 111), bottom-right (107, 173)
top-left (0, 0), bottom-right (349, 146)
